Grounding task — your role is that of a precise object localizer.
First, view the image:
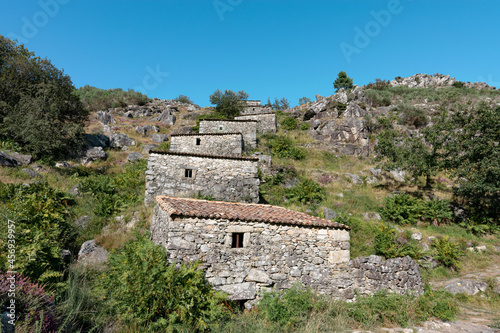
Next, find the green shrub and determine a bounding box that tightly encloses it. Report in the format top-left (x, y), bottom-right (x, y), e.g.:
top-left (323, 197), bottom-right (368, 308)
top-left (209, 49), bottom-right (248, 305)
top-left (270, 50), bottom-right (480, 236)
top-left (374, 225), bottom-right (423, 259)
top-left (258, 285), bottom-right (320, 329)
top-left (173, 94), bottom-right (194, 104)
top-left (268, 136), bottom-right (306, 160)
top-left (98, 233), bottom-right (229, 331)
top-left (281, 117), bottom-right (298, 130)
top-left (431, 236), bottom-right (464, 270)
top-left (380, 194), bottom-right (424, 225)
top-left (393, 103), bottom-right (428, 127)
top-left (300, 123), bottom-right (310, 130)
top-left (76, 85), bottom-right (150, 111)
top-left (289, 178), bottom-right (325, 205)
top-left (0, 182), bottom-right (76, 287)
top-left (380, 194), bottom-right (454, 226)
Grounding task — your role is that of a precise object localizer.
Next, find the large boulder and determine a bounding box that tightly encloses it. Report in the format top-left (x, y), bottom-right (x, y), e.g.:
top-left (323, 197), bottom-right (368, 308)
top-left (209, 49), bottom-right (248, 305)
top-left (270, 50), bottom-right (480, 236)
top-left (10, 152), bottom-right (33, 165)
top-left (84, 133), bottom-right (110, 148)
top-left (78, 240), bottom-right (108, 266)
top-left (110, 134), bottom-right (135, 148)
top-left (135, 125), bottom-right (158, 136)
top-left (80, 147), bottom-right (108, 164)
top-left (96, 111), bottom-right (115, 125)
top-left (126, 152), bottom-right (143, 162)
top-left (152, 110), bottom-right (176, 125)
top-left (152, 133), bottom-right (168, 143)
top-left (444, 279), bottom-right (488, 295)
top-left (0, 152), bottom-right (18, 167)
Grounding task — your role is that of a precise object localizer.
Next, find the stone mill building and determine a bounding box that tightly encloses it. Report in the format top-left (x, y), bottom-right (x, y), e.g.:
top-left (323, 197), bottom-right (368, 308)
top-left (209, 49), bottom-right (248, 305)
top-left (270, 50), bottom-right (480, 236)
top-left (146, 107), bottom-right (424, 306)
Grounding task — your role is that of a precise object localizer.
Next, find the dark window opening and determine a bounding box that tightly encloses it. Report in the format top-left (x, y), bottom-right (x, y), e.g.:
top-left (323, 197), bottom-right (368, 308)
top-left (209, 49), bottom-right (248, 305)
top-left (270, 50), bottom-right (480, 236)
top-left (184, 169), bottom-right (193, 178)
top-left (231, 233), bottom-right (244, 248)
top-left (219, 125), bottom-right (223, 130)
top-left (196, 138), bottom-right (201, 145)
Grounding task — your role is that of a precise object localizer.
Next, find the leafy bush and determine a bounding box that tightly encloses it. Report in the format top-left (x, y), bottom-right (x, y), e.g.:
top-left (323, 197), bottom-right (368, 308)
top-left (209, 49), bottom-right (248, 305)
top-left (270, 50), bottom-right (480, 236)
top-left (0, 183), bottom-right (76, 287)
top-left (1, 36), bottom-right (88, 159)
top-left (393, 103), bottom-right (428, 128)
top-left (98, 233), bottom-right (229, 331)
top-left (380, 194), bottom-right (453, 226)
top-left (298, 97), bottom-right (311, 105)
top-left (335, 287), bottom-right (458, 327)
top-left (374, 225), bottom-right (423, 259)
top-left (76, 85), bottom-right (150, 111)
top-left (366, 78), bottom-right (391, 90)
top-left (173, 94), bottom-right (194, 104)
top-left (431, 236), bottom-right (464, 270)
top-left (281, 117), bottom-right (298, 130)
top-left (0, 273), bottom-right (59, 331)
top-left (300, 123), bottom-right (310, 130)
top-left (79, 174), bottom-right (122, 216)
top-left (289, 178), bottom-right (325, 205)
top-left (380, 194), bottom-right (424, 225)
top-left (268, 136), bottom-right (306, 160)
top-left (258, 285), bottom-right (319, 329)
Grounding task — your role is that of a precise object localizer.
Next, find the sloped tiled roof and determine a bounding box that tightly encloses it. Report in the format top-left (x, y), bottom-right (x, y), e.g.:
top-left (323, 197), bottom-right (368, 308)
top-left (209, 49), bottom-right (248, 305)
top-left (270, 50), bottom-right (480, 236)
top-left (149, 150), bottom-right (258, 161)
top-left (156, 196), bottom-right (350, 230)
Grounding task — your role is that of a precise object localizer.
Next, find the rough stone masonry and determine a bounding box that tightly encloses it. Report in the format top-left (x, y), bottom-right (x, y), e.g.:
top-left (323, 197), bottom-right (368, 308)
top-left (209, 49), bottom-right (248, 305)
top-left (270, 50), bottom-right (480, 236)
top-left (198, 119), bottom-right (258, 149)
top-left (151, 196), bottom-right (424, 308)
top-left (170, 133), bottom-right (243, 157)
top-left (144, 151), bottom-right (260, 205)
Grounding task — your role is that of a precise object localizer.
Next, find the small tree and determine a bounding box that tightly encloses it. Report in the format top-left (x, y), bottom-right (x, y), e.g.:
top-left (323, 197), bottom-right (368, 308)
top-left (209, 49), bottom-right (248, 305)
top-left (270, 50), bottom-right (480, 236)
top-left (298, 97), bottom-right (311, 105)
top-left (271, 97), bottom-right (290, 111)
top-left (333, 71), bottom-right (354, 92)
top-left (0, 36), bottom-right (88, 159)
top-left (209, 89), bottom-right (248, 118)
top-left (373, 112), bottom-right (451, 188)
top-left (173, 94), bottom-right (194, 104)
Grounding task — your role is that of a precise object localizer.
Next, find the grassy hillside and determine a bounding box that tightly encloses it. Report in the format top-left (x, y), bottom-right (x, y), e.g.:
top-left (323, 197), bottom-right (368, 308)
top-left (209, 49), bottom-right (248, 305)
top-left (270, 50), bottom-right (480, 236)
top-left (0, 84), bottom-right (499, 332)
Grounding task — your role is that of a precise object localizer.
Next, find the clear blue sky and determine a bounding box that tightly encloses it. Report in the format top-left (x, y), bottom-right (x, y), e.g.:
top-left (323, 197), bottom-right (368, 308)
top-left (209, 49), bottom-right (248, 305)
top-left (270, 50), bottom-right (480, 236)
top-left (2, 0), bottom-right (499, 107)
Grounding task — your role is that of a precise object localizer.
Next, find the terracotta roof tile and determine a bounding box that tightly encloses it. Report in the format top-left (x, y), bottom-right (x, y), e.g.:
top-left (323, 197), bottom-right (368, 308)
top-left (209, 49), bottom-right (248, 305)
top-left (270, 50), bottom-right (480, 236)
top-left (156, 196), bottom-right (350, 230)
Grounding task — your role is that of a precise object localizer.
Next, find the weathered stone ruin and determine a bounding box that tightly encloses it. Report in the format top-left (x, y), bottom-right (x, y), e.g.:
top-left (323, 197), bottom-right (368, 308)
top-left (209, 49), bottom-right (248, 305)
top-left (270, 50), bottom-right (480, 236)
top-left (170, 133), bottom-right (243, 156)
top-left (144, 151), bottom-right (259, 204)
top-left (151, 196), bottom-right (424, 308)
top-left (241, 100), bottom-right (273, 115)
top-left (235, 113), bottom-right (277, 133)
top-left (199, 119), bottom-right (258, 149)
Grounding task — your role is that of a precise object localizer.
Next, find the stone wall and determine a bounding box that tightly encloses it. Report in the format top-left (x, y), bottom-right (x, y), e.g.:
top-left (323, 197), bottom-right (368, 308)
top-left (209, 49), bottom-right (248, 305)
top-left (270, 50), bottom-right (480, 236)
top-left (170, 133), bottom-right (243, 156)
top-left (235, 113), bottom-right (277, 133)
top-left (145, 152), bottom-right (259, 204)
top-left (199, 119), bottom-right (258, 149)
top-left (150, 208), bottom-right (351, 302)
top-left (350, 255), bottom-right (424, 296)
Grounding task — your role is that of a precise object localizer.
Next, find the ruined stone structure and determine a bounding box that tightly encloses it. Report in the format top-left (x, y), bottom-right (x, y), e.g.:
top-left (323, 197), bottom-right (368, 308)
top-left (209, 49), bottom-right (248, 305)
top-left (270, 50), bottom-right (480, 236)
top-left (144, 151), bottom-right (259, 205)
top-left (241, 100), bottom-right (273, 115)
top-left (235, 113), bottom-right (277, 133)
top-left (170, 133), bottom-right (243, 157)
top-left (199, 119), bottom-right (258, 149)
top-left (151, 196), bottom-right (424, 307)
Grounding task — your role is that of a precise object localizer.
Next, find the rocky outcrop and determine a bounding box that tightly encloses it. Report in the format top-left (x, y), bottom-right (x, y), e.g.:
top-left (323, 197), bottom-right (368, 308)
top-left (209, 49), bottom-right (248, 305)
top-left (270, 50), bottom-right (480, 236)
top-left (80, 147), bottom-right (108, 164)
top-left (84, 133), bottom-right (110, 148)
top-left (110, 134), bottom-right (135, 148)
top-left (126, 152), bottom-right (143, 162)
top-left (152, 110), bottom-right (176, 125)
top-left (152, 133), bottom-right (168, 143)
top-left (135, 125), bottom-right (159, 136)
top-left (96, 111), bottom-right (115, 125)
top-left (78, 240), bottom-right (108, 266)
top-left (0, 152), bottom-right (18, 167)
top-left (389, 73), bottom-right (496, 90)
top-left (444, 279), bottom-right (488, 295)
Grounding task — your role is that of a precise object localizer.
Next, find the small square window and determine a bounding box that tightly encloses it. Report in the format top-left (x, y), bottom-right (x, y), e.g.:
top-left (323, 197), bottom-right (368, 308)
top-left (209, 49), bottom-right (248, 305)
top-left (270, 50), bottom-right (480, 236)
top-left (219, 125), bottom-right (223, 131)
top-left (184, 169), bottom-right (193, 178)
top-left (231, 233), bottom-right (244, 248)
top-left (196, 138), bottom-right (201, 145)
